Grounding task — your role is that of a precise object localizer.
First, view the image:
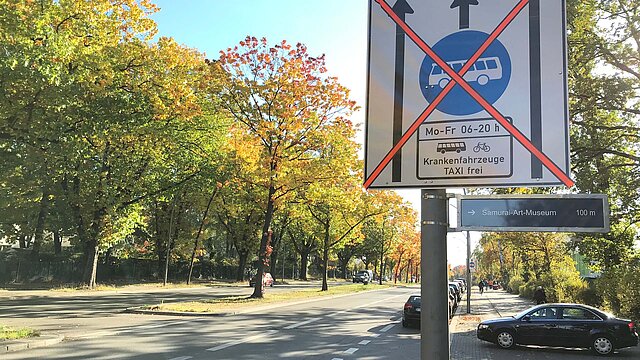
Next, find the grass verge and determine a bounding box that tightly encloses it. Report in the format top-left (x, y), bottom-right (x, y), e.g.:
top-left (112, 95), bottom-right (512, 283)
top-left (142, 283), bottom-right (391, 313)
top-left (0, 325), bottom-right (39, 340)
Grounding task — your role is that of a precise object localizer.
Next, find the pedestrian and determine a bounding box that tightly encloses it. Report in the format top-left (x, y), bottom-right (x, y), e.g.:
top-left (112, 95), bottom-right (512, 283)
top-left (478, 280), bottom-right (484, 294)
top-left (534, 285), bottom-right (547, 305)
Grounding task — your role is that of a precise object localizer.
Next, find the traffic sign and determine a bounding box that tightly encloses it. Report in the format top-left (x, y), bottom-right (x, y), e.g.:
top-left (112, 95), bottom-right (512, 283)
top-left (365, 0), bottom-right (571, 189)
top-left (469, 259), bottom-right (476, 272)
top-left (457, 194), bottom-right (610, 232)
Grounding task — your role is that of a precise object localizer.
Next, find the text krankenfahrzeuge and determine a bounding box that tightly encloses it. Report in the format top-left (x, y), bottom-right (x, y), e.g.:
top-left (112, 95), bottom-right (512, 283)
top-left (423, 155), bottom-right (506, 166)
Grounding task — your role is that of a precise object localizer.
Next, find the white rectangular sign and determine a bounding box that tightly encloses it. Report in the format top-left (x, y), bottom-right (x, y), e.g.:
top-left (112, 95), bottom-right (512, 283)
top-left (365, 0), bottom-right (570, 189)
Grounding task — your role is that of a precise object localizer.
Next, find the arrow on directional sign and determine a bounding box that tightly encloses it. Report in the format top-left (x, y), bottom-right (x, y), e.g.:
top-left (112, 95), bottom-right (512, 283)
top-left (468, 210), bottom-right (476, 215)
top-left (450, 0), bottom-right (479, 30)
top-left (391, 0), bottom-right (413, 182)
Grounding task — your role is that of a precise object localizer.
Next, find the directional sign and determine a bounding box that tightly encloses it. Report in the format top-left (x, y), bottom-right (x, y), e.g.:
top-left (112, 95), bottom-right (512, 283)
top-left (457, 194), bottom-right (610, 232)
top-left (365, 0), bottom-right (571, 189)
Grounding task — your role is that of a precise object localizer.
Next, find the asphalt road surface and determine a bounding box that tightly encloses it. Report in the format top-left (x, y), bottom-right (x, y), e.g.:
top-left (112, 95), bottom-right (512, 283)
top-left (2, 286), bottom-right (420, 359)
top-left (2, 285), bottom-right (638, 359)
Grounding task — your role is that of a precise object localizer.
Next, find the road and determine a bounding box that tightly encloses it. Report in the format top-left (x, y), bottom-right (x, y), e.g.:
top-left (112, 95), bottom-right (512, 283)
top-left (2, 285), bottom-right (638, 359)
top-left (2, 286), bottom-right (420, 359)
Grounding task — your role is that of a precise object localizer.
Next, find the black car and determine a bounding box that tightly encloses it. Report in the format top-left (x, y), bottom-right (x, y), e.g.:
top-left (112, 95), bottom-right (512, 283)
top-left (402, 295), bottom-right (421, 327)
top-left (352, 270), bottom-right (373, 284)
top-left (477, 303), bottom-right (638, 356)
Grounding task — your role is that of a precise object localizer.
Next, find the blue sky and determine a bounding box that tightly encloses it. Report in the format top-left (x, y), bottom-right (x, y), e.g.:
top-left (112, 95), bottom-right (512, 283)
top-left (150, 0), bottom-right (475, 266)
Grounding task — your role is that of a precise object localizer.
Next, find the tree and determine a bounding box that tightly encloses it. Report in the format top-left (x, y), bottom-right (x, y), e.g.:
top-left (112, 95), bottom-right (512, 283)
top-left (0, 1), bottom-right (227, 287)
top-left (217, 36), bottom-right (357, 298)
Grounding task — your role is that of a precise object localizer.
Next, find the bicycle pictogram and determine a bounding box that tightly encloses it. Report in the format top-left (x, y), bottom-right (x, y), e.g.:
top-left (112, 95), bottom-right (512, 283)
top-left (473, 142), bottom-right (491, 153)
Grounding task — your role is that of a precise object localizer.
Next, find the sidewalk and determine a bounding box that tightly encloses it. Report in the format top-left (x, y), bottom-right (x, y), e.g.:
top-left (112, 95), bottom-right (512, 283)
top-left (450, 287), bottom-right (534, 359)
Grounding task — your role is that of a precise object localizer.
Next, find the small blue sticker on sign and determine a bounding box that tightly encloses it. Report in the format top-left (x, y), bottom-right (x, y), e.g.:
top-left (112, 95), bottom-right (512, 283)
top-left (419, 30), bottom-right (511, 116)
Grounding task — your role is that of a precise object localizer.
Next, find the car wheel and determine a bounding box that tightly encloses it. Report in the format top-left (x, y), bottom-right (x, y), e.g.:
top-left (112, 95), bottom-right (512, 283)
top-left (402, 319), bottom-right (408, 328)
top-left (495, 330), bottom-right (515, 349)
top-left (592, 335), bottom-right (614, 356)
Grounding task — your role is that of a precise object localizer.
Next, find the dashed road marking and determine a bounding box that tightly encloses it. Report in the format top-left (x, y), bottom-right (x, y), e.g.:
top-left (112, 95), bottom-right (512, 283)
top-left (371, 333), bottom-right (381, 338)
top-left (137, 320), bottom-right (187, 329)
top-left (283, 317), bottom-right (320, 329)
top-left (168, 356), bottom-right (193, 360)
top-left (358, 340), bottom-right (371, 345)
top-left (344, 348), bottom-right (359, 355)
top-left (380, 324), bottom-right (395, 332)
top-left (206, 330), bottom-right (278, 352)
top-left (331, 358), bottom-right (344, 360)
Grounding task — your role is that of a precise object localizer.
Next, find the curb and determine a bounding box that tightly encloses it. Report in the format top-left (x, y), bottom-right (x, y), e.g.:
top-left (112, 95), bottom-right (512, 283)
top-left (2, 334), bottom-right (64, 353)
top-left (124, 285), bottom-right (401, 317)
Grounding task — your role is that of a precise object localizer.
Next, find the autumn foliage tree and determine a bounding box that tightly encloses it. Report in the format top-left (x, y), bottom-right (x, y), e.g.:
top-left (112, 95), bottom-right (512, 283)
top-left (217, 37), bottom-right (358, 298)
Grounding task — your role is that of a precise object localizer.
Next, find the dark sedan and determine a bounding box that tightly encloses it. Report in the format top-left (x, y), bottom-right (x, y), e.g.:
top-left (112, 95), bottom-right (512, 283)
top-left (477, 303), bottom-right (638, 356)
top-left (402, 294), bottom-right (421, 327)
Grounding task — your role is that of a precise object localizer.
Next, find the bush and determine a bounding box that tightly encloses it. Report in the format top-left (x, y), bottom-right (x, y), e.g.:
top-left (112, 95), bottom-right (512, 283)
top-left (595, 258), bottom-right (640, 323)
top-left (508, 276), bottom-right (524, 294)
top-left (577, 286), bottom-right (601, 306)
top-left (519, 282), bottom-right (535, 299)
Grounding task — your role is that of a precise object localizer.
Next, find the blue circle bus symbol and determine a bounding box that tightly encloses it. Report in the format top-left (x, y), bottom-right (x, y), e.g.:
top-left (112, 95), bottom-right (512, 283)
top-left (419, 30), bottom-right (511, 116)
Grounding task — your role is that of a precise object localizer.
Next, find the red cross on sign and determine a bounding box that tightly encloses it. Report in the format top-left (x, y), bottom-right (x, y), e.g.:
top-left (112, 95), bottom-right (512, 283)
top-left (364, 0), bottom-right (573, 189)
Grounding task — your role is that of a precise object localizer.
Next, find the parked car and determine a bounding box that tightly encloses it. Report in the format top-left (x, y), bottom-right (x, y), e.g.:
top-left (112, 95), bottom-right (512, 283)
top-left (249, 272), bottom-right (274, 287)
top-left (449, 287), bottom-right (459, 309)
top-left (453, 279), bottom-right (466, 293)
top-left (448, 290), bottom-right (457, 319)
top-left (402, 294), bottom-right (421, 327)
top-left (477, 303), bottom-right (638, 356)
top-left (352, 270), bottom-right (373, 284)
top-left (449, 282), bottom-right (462, 302)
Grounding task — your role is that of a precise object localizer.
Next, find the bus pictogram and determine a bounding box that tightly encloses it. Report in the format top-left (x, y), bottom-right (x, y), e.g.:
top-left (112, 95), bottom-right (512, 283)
top-left (436, 141), bottom-right (467, 154)
top-left (428, 57), bottom-right (503, 89)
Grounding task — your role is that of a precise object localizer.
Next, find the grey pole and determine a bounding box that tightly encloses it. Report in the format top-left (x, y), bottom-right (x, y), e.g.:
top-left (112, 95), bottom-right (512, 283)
top-left (466, 230), bottom-right (471, 314)
top-left (421, 189), bottom-right (449, 359)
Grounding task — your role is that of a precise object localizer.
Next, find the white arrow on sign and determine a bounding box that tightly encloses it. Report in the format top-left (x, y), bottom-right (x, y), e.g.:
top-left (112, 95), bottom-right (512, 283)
top-left (468, 210), bottom-right (476, 215)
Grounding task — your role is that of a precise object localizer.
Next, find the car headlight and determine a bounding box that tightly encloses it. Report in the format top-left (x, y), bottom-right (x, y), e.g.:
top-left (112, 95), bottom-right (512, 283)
top-left (478, 324), bottom-right (489, 330)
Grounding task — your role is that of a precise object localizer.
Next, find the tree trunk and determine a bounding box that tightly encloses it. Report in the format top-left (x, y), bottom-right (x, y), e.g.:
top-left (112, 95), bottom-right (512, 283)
top-left (83, 239), bottom-right (99, 288)
top-left (236, 250), bottom-right (249, 281)
top-left (32, 188), bottom-right (50, 254)
top-left (341, 261), bottom-right (348, 279)
top-left (18, 234), bottom-right (28, 249)
top-left (53, 231), bottom-right (62, 255)
top-left (269, 233), bottom-right (280, 282)
top-left (187, 189), bottom-right (216, 285)
top-left (164, 195), bottom-right (178, 286)
top-left (321, 240), bottom-right (329, 291)
top-left (251, 185), bottom-right (276, 298)
top-left (300, 251), bottom-right (309, 280)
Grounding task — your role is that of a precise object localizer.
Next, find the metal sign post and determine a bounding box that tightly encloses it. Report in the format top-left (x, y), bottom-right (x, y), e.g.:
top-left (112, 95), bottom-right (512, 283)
top-left (421, 190), bottom-right (449, 359)
top-left (466, 231), bottom-right (471, 314)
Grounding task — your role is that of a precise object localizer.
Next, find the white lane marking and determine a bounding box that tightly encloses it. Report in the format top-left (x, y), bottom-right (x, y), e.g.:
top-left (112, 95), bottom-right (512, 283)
top-left (137, 320), bottom-right (187, 329)
top-left (283, 317), bottom-right (321, 329)
top-left (331, 358), bottom-right (344, 360)
top-left (333, 293), bottom-right (408, 316)
top-left (169, 357), bottom-right (193, 360)
top-left (358, 340), bottom-right (371, 345)
top-left (279, 291), bottom-right (406, 331)
top-left (206, 330), bottom-right (278, 352)
top-left (344, 348), bottom-right (359, 355)
top-left (371, 333), bottom-right (381, 338)
top-left (380, 324), bottom-right (395, 332)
